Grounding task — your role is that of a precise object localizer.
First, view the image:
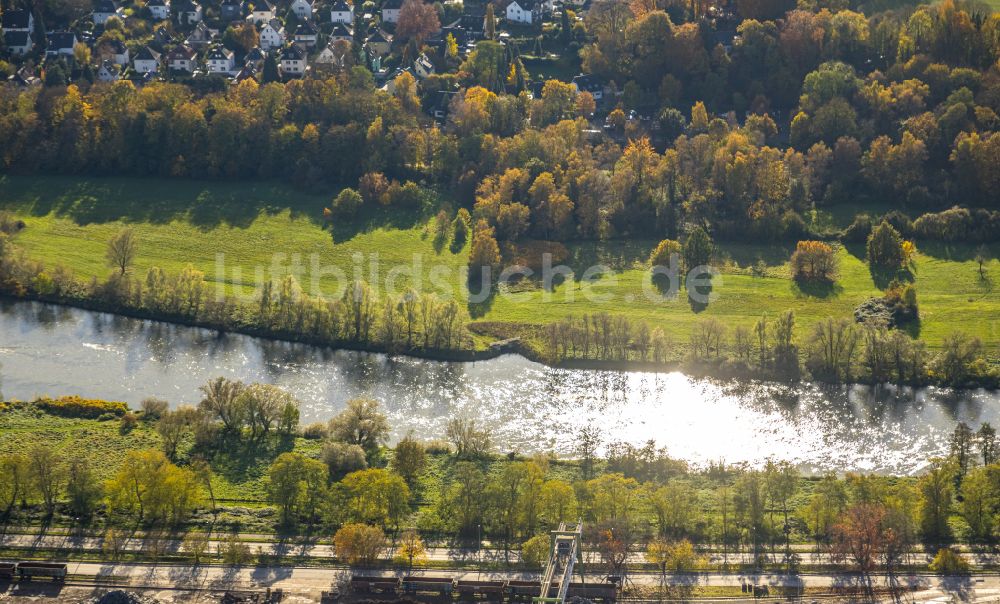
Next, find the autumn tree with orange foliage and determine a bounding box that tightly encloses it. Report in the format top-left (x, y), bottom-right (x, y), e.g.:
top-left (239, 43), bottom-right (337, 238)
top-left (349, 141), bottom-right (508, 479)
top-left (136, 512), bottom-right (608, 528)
top-left (790, 240), bottom-right (839, 283)
top-left (396, 0), bottom-right (440, 46)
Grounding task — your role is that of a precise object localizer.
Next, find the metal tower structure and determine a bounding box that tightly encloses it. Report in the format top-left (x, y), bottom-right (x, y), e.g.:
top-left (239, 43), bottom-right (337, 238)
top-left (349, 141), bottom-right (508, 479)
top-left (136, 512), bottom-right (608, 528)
top-left (533, 521), bottom-right (583, 604)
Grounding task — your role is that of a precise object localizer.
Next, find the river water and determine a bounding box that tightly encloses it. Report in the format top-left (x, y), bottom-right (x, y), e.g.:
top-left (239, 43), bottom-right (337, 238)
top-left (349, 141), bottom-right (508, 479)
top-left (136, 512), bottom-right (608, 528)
top-left (0, 299), bottom-right (996, 475)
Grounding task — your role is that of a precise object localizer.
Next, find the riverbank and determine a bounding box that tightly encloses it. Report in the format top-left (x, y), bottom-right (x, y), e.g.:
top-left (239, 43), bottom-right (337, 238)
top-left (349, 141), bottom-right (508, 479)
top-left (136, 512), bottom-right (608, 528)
top-left (2, 297), bottom-right (998, 473)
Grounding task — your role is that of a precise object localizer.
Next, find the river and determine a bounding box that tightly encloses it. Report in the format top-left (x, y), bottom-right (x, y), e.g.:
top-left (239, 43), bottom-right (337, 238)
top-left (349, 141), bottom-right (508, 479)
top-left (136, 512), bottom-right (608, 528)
top-left (0, 299), bottom-right (997, 475)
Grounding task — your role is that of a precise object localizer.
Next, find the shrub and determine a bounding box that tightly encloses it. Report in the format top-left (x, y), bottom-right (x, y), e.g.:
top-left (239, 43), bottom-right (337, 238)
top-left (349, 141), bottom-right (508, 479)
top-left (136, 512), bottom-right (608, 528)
top-left (35, 396), bottom-right (129, 419)
top-left (929, 547), bottom-right (970, 574)
top-left (866, 221), bottom-right (907, 270)
top-left (359, 172), bottom-right (390, 205)
top-left (884, 280), bottom-right (919, 323)
top-left (302, 422), bottom-right (329, 440)
top-left (790, 240), bottom-right (839, 283)
top-left (649, 239), bottom-right (682, 267)
top-left (321, 442), bottom-right (368, 478)
top-left (331, 188), bottom-right (364, 218)
top-left (425, 440), bottom-right (452, 455)
top-left (119, 412), bottom-right (139, 433)
top-left (388, 181), bottom-right (427, 207)
top-left (140, 397), bottom-right (169, 420)
top-left (913, 207), bottom-right (1000, 242)
top-left (842, 213), bottom-right (873, 243)
top-left (881, 210), bottom-right (914, 238)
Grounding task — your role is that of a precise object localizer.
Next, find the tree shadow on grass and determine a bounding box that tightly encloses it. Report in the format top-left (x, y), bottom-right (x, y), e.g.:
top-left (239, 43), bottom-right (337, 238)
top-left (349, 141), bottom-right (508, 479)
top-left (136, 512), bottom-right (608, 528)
top-left (717, 243), bottom-right (794, 269)
top-left (792, 278), bottom-right (843, 299)
top-left (466, 272), bottom-right (496, 320)
top-left (898, 316), bottom-right (922, 339)
top-left (329, 202), bottom-right (430, 244)
top-left (870, 265), bottom-right (914, 290)
top-left (685, 277), bottom-right (713, 313)
top-left (208, 434), bottom-right (297, 490)
top-left (0, 176), bottom-right (330, 230)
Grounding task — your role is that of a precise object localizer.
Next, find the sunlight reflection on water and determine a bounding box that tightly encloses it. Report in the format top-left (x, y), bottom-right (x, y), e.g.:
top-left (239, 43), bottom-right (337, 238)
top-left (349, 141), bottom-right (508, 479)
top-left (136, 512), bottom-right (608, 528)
top-left (0, 299), bottom-right (996, 475)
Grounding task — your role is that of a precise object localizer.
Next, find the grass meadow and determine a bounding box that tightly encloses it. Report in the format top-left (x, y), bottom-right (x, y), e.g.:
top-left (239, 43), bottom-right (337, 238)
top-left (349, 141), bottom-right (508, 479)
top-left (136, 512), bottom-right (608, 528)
top-left (0, 174), bottom-right (997, 353)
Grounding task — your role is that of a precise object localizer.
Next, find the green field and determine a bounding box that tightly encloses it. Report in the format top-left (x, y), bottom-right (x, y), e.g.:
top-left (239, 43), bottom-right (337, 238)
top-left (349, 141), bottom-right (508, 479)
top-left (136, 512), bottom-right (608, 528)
top-left (0, 174), bottom-right (998, 353)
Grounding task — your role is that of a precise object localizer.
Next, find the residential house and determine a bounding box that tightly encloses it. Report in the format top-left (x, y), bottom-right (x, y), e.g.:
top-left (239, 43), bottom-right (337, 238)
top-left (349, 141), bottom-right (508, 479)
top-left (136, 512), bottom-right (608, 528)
top-left (329, 0), bottom-right (353, 24)
top-left (315, 40), bottom-right (347, 68)
top-left (380, 0), bottom-right (401, 23)
top-left (459, 5), bottom-right (484, 39)
top-left (45, 31), bottom-right (78, 57)
top-left (259, 20), bottom-right (284, 50)
top-left (1, 9), bottom-right (34, 33)
top-left (244, 45), bottom-right (265, 69)
top-left (106, 38), bottom-right (129, 64)
top-left (364, 28), bottom-right (391, 56)
top-left (290, 0), bottom-right (313, 20)
top-left (96, 60), bottom-right (122, 81)
top-left (3, 31), bottom-right (32, 56)
top-left (571, 73), bottom-right (606, 102)
top-left (413, 52), bottom-right (434, 79)
top-left (133, 45), bottom-right (161, 72)
top-left (220, 0), bottom-right (245, 21)
top-left (293, 21), bottom-right (317, 47)
top-left (146, 0), bottom-right (171, 19)
top-left (430, 89), bottom-right (458, 121)
top-left (329, 21), bottom-right (352, 42)
top-left (206, 45), bottom-right (235, 74)
top-left (92, 0), bottom-right (123, 25)
top-left (278, 43), bottom-right (306, 76)
top-left (184, 21), bottom-right (215, 46)
top-left (152, 26), bottom-right (174, 46)
top-left (174, 0), bottom-right (203, 23)
top-left (249, 0), bottom-right (274, 24)
top-left (165, 43), bottom-right (197, 71)
top-left (505, 0), bottom-right (541, 25)
top-left (233, 63), bottom-right (256, 81)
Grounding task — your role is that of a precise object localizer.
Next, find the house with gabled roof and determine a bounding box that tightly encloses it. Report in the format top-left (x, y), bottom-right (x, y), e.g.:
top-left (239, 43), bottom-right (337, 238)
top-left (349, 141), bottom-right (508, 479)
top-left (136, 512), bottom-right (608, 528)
top-left (3, 31), bottom-right (32, 56)
top-left (413, 52), bottom-right (434, 79)
top-left (45, 31), bottom-right (78, 57)
top-left (233, 63), bottom-right (256, 81)
top-left (293, 21), bottom-right (317, 46)
top-left (380, 0), bottom-right (401, 23)
top-left (330, 0), bottom-right (353, 24)
top-left (147, 0), bottom-right (171, 20)
top-left (165, 43), bottom-right (197, 71)
top-left (206, 45), bottom-right (235, 74)
top-left (259, 20), bottom-right (285, 50)
top-left (506, 0), bottom-right (541, 24)
top-left (97, 60), bottom-right (122, 81)
top-left (173, 0), bottom-right (203, 23)
top-left (249, 0), bottom-right (274, 24)
top-left (105, 38), bottom-right (129, 64)
top-left (184, 21), bottom-right (215, 46)
top-left (290, 0), bottom-right (313, 20)
top-left (364, 27), bottom-right (391, 56)
top-left (220, 0), bottom-right (245, 21)
top-left (93, 0), bottom-right (124, 25)
top-left (133, 45), bottom-right (161, 72)
top-left (329, 21), bottom-right (352, 43)
top-left (244, 46), bottom-right (265, 68)
top-left (278, 43), bottom-right (306, 76)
